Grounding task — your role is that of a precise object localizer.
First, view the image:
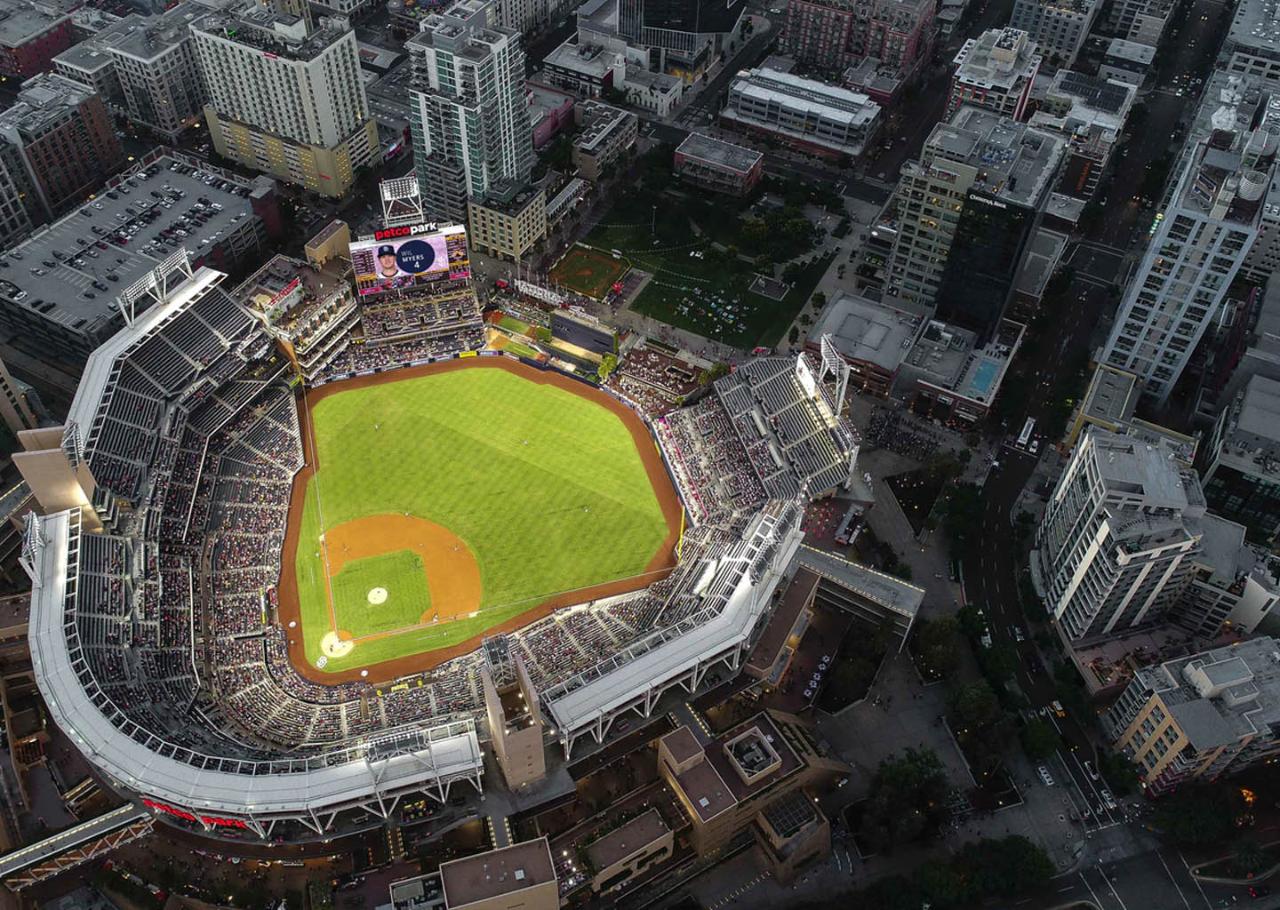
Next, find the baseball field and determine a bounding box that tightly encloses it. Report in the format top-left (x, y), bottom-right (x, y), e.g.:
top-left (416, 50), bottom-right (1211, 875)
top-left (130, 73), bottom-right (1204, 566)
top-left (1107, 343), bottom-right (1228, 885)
top-left (549, 245), bottom-right (630, 299)
top-left (279, 358), bottom-right (682, 682)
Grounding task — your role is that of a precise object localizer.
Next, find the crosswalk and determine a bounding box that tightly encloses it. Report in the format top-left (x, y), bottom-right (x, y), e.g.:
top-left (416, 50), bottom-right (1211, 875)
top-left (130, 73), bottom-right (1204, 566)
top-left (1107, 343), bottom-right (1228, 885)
top-left (707, 870), bottom-right (772, 908)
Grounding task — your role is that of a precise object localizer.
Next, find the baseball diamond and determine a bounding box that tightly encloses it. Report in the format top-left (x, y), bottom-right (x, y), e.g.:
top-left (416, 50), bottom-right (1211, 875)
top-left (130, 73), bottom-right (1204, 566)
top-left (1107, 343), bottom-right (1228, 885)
top-left (278, 358), bottom-right (683, 682)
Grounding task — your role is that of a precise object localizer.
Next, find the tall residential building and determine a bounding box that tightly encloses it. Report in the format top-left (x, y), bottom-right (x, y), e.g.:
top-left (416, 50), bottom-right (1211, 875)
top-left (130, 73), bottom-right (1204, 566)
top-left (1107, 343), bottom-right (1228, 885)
top-left (1033, 429), bottom-right (1207, 643)
top-left (0, 0), bottom-right (77, 79)
top-left (1101, 637), bottom-right (1280, 796)
top-left (192, 7), bottom-right (377, 198)
top-left (408, 0), bottom-right (533, 224)
top-left (1007, 0), bottom-right (1098, 69)
top-left (949, 27), bottom-right (1041, 121)
top-left (1099, 88), bottom-right (1278, 404)
top-left (1107, 0), bottom-right (1174, 46)
top-left (0, 73), bottom-right (124, 220)
top-left (489, 0), bottom-right (549, 34)
top-left (886, 105), bottom-right (1063, 318)
top-left (0, 150), bottom-right (32, 248)
top-left (781, 0), bottom-right (934, 80)
top-left (54, 5), bottom-right (217, 142)
top-left (1199, 374), bottom-right (1280, 544)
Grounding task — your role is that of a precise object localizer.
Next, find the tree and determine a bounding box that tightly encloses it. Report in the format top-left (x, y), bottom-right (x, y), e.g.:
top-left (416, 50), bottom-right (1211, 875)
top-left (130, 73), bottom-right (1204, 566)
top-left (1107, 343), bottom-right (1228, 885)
top-left (1097, 750), bottom-right (1139, 796)
top-left (978, 642), bottom-right (1018, 682)
top-left (597, 352), bottom-right (618, 382)
top-left (1019, 718), bottom-right (1061, 761)
top-left (812, 290), bottom-right (827, 309)
top-left (698, 362), bottom-right (730, 385)
top-left (938, 482), bottom-right (982, 552)
top-left (788, 325), bottom-right (801, 345)
top-left (948, 680), bottom-right (1002, 734)
top-left (858, 747), bottom-right (951, 852)
top-left (1152, 785), bottom-right (1240, 846)
top-left (917, 859), bottom-right (969, 908)
top-left (914, 616), bottom-right (962, 677)
top-left (1232, 836), bottom-right (1270, 878)
top-left (958, 835), bottom-right (1055, 897)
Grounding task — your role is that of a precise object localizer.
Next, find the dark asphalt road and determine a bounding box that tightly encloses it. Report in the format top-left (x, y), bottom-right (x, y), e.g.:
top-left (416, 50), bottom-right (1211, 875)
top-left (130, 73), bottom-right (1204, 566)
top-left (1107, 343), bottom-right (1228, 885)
top-left (953, 0), bottom-right (1236, 843)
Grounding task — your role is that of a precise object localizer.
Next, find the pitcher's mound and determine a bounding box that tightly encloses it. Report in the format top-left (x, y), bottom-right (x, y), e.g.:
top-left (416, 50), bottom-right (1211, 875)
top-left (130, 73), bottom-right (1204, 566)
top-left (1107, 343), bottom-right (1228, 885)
top-left (368, 586), bottom-right (389, 605)
top-left (320, 631), bottom-right (355, 659)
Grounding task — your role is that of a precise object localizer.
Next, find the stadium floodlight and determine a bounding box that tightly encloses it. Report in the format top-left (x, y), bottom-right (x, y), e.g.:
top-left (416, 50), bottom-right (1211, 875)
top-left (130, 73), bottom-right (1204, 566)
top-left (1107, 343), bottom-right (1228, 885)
top-left (818, 335), bottom-right (850, 417)
top-left (380, 175), bottom-right (425, 229)
top-left (117, 250), bottom-right (194, 325)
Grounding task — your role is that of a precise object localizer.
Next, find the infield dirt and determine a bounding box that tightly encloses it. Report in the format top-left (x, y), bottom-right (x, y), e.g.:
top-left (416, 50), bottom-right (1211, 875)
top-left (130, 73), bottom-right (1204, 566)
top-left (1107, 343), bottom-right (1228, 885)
top-left (275, 357), bottom-right (684, 685)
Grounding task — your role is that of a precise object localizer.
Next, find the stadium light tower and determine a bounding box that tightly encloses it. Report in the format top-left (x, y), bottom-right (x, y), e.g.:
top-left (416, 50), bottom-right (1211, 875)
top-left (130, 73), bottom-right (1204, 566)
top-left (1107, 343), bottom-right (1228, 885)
top-left (818, 335), bottom-right (851, 418)
top-left (379, 175), bottom-right (426, 229)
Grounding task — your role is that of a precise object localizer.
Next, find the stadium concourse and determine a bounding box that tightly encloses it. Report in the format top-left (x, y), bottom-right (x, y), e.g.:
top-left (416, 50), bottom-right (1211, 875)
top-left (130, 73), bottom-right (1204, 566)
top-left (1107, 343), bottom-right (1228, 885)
top-left (16, 241), bottom-right (862, 843)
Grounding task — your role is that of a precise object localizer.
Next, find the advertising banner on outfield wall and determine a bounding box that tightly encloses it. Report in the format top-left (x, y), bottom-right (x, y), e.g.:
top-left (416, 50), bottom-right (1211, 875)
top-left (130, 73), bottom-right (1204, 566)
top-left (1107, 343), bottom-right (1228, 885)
top-left (350, 223), bottom-right (471, 297)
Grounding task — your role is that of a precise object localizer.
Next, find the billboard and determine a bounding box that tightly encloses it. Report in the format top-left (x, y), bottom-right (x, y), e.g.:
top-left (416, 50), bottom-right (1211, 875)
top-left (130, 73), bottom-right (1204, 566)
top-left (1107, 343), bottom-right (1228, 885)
top-left (351, 223), bottom-right (471, 297)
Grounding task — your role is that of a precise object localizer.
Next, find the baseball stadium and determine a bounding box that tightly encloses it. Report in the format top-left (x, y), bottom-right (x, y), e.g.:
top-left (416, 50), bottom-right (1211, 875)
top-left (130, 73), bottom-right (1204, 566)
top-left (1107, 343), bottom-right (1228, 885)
top-left (21, 214), bottom-right (861, 844)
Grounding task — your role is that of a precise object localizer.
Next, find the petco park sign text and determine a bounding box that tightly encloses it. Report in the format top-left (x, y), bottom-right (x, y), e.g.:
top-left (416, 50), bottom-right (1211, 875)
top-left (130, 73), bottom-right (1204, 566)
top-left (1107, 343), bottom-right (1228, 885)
top-left (372, 223), bottom-right (440, 241)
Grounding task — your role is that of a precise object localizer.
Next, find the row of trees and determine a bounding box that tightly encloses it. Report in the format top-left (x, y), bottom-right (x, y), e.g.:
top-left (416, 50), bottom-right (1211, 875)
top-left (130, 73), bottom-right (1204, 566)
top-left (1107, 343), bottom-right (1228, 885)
top-left (793, 836), bottom-right (1055, 910)
top-left (857, 747), bottom-right (952, 853)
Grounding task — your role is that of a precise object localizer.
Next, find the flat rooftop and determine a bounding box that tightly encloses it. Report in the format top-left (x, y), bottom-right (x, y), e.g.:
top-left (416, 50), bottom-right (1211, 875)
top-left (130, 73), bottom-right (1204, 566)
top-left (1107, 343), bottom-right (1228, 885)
top-left (676, 131), bottom-right (763, 175)
top-left (1229, 0), bottom-right (1280, 57)
top-left (809, 293), bottom-right (921, 372)
top-left (584, 809), bottom-right (669, 871)
top-left (1105, 37), bottom-right (1156, 64)
top-left (674, 753), bottom-right (735, 821)
top-left (439, 839), bottom-right (556, 908)
top-left (1014, 228), bottom-right (1067, 299)
top-left (898, 318), bottom-right (1024, 406)
top-left (730, 67), bottom-right (880, 127)
top-left (706, 714), bottom-right (801, 802)
top-left (103, 2), bottom-right (233, 62)
top-left (0, 73), bottom-right (95, 136)
top-left (795, 546), bottom-right (924, 619)
top-left (1051, 70), bottom-right (1135, 116)
top-left (1086, 430), bottom-right (1199, 511)
top-left (194, 7), bottom-right (353, 62)
top-left (543, 38), bottom-right (616, 77)
top-left (662, 725), bottom-right (705, 763)
top-left (926, 106), bottom-right (1064, 207)
top-left (0, 0), bottom-right (74, 50)
top-left (576, 102), bottom-right (634, 153)
top-left (953, 27), bottom-right (1040, 90)
top-left (746, 568), bottom-right (817, 676)
top-left (1236, 374), bottom-right (1280, 442)
top-left (0, 154), bottom-right (264, 337)
top-left (1082, 363), bottom-right (1139, 426)
top-left (53, 39), bottom-right (115, 72)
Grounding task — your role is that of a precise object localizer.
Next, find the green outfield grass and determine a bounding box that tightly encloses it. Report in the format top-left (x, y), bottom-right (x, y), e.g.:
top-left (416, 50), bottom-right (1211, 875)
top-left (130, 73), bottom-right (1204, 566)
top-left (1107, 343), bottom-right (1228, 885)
top-left (330, 551), bottom-right (431, 637)
top-left (293, 365), bottom-right (671, 673)
top-left (550, 245), bottom-right (629, 299)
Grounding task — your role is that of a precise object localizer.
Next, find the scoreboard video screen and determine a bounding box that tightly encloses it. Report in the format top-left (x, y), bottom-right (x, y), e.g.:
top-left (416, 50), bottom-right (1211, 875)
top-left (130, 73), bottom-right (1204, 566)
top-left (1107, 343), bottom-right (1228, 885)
top-left (351, 223), bottom-right (471, 297)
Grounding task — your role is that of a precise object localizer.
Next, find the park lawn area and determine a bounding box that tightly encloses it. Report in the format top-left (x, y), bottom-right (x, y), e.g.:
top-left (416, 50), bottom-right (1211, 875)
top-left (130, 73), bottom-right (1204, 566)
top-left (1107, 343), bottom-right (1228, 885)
top-left (293, 365), bottom-right (671, 673)
top-left (330, 551), bottom-right (431, 637)
top-left (550, 245), bottom-right (629, 298)
top-left (588, 191), bottom-right (830, 347)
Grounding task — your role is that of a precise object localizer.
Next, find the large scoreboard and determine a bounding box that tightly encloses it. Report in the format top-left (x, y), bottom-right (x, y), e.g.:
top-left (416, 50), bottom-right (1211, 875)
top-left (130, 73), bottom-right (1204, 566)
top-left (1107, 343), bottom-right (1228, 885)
top-left (350, 223), bottom-right (471, 297)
